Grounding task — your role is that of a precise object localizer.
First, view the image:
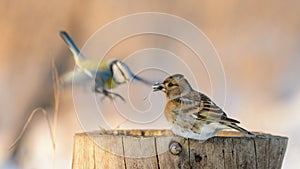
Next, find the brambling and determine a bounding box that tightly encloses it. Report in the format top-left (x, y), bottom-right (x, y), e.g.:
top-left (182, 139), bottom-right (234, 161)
top-left (60, 31), bottom-right (152, 101)
top-left (153, 74), bottom-right (254, 141)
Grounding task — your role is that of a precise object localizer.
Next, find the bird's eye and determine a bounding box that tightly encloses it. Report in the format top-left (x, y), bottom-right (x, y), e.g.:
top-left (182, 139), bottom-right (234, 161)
top-left (167, 83), bottom-right (174, 87)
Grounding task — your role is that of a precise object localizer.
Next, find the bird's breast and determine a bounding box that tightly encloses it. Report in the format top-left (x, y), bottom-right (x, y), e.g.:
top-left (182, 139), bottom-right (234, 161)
top-left (103, 77), bottom-right (118, 89)
top-left (164, 101), bottom-right (177, 122)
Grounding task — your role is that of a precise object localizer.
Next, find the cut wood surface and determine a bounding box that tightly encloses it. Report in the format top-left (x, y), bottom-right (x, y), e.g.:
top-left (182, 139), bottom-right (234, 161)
top-left (72, 130), bottom-right (288, 169)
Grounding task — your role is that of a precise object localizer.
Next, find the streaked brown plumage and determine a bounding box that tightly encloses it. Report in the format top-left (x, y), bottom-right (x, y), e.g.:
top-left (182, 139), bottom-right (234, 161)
top-left (153, 74), bottom-right (254, 141)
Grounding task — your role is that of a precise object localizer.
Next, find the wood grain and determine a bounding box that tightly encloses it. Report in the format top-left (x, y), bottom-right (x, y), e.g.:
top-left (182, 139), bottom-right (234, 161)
top-left (72, 130), bottom-right (288, 169)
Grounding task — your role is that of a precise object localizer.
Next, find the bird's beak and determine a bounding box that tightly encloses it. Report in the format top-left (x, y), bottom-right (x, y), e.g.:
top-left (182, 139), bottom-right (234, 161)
top-left (152, 82), bottom-right (165, 92)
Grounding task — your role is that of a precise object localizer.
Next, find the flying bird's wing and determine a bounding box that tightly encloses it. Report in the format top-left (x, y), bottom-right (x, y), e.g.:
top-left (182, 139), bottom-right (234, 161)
top-left (61, 70), bottom-right (93, 87)
top-left (95, 69), bottom-right (113, 89)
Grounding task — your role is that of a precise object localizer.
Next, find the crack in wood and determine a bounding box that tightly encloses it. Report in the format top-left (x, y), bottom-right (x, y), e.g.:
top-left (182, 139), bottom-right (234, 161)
top-left (121, 136), bottom-right (127, 169)
top-left (154, 137), bottom-right (160, 169)
top-left (253, 139), bottom-right (258, 169)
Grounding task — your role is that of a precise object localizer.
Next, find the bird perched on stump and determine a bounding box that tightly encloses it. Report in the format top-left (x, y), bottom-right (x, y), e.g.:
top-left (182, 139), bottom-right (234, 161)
top-left (60, 31), bottom-right (152, 101)
top-left (153, 74), bottom-right (255, 141)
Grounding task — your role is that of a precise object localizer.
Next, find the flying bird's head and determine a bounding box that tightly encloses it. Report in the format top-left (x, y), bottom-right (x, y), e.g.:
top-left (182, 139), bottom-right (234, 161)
top-left (152, 74), bottom-right (192, 99)
top-left (109, 60), bottom-right (134, 84)
top-left (109, 60), bottom-right (153, 86)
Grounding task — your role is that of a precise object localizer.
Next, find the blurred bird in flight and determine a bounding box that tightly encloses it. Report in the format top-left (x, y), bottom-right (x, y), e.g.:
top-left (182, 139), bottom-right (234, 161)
top-left (153, 74), bottom-right (255, 141)
top-left (60, 31), bottom-right (153, 101)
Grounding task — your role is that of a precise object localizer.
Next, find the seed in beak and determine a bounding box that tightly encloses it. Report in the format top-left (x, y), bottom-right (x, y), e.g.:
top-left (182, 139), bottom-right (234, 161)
top-left (152, 82), bottom-right (164, 91)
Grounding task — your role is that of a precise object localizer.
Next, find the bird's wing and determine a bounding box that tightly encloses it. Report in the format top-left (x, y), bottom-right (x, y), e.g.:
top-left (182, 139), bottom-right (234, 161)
top-left (183, 92), bottom-right (240, 124)
top-left (61, 70), bottom-right (93, 87)
top-left (76, 59), bottom-right (109, 78)
top-left (94, 69), bottom-right (112, 89)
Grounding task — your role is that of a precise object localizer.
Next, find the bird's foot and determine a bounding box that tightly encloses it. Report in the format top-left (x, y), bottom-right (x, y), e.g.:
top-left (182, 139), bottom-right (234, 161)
top-left (94, 88), bottom-right (125, 102)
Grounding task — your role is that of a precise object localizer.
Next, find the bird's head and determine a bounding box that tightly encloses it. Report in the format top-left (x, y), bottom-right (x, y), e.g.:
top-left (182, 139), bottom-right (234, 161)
top-left (152, 74), bottom-right (193, 99)
top-left (110, 60), bottom-right (134, 84)
top-left (109, 59), bottom-right (153, 86)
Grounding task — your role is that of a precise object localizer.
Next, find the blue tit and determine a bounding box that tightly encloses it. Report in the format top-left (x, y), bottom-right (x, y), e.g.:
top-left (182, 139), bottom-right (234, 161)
top-left (59, 31), bottom-right (153, 101)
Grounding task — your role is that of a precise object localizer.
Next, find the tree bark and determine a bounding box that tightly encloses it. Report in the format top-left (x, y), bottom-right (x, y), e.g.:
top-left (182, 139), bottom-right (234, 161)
top-left (72, 130), bottom-right (288, 169)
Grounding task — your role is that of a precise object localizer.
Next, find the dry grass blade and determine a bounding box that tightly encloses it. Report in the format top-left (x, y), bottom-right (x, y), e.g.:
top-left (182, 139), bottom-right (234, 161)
top-left (9, 107), bottom-right (56, 150)
top-left (9, 58), bottom-right (60, 151)
top-left (52, 57), bottom-right (60, 148)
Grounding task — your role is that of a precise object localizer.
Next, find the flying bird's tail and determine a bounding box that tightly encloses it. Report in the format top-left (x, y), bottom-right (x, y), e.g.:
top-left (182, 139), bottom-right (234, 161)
top-left (59, 31), bottom-right (85, 65)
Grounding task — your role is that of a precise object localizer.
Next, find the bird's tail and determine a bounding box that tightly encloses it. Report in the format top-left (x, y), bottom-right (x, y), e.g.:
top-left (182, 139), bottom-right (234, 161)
top-left (223, 122), bottom-right (255, 136)
top-left (59, 31), bottom-right (85, 65)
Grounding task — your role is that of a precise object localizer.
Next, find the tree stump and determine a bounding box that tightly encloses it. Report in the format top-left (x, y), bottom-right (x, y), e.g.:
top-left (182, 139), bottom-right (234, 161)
top-left (72, 130), bottom-right (288, 169)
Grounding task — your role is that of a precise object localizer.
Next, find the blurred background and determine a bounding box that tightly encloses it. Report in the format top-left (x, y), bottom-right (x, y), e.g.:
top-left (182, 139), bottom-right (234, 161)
top-left (1, 0), bottom-right (299, 168)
